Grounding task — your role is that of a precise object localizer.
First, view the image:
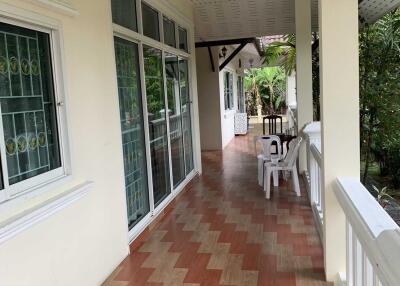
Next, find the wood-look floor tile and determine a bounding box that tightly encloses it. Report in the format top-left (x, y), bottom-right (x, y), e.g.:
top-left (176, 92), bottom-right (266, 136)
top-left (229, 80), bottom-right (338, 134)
top-left (103, 125), bottom-right (332, 286)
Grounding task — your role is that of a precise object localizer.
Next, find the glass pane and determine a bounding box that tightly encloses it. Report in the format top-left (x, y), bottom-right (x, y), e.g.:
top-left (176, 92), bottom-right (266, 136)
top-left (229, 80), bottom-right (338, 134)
top-left (111, 0), bottom-right (137, 31)
top-left (143, 45), bottom-right (170, 205)
top-left (163, 17), bottom-right (176, 48)
top-left (165, 53), bottom-right (184, 187)
top-left (114, 37), bottom-right (149, 229)
top-left (0, 22), bottom-right (61, 185)
top-left (178, 27), bottom-right (188, 52)
top-left (142, 3), bottom-right (160, 41)
top-left (224, 72), bottom-right (229, 110)
top-left (179, 58), bottom-right (194, 174)
top-left (238, 77), bottom-right (245, 113)
top-left (229, 73), bottom-right (234, 109)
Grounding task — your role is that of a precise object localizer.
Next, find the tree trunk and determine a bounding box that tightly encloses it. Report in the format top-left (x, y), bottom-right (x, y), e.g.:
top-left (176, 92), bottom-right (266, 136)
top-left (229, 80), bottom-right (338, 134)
top-left (362, 111), bottom-right (375, 184)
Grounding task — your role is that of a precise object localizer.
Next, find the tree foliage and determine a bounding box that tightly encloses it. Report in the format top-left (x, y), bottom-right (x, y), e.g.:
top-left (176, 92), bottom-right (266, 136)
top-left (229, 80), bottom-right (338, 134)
top-left (263, 35), bottom-right (296, 76)
top-left (359, 9), bottom-right (400, 188)
top-left (244, 67), bottom-right (287, 115)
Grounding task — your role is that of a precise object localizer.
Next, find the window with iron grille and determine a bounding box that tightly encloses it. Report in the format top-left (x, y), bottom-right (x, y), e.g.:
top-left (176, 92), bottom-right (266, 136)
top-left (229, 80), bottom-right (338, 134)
top-left (0, 21), bottom-right (65, 203)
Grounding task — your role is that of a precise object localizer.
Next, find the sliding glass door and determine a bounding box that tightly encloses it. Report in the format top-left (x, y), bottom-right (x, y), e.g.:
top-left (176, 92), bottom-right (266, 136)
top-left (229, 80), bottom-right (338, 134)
top-left (179, 59), bottom-right (194, 175)
top-left (114, 37), bottom-right (149, 230)
top-left (112, 0), bottom-right (195, 235)
top-left (165, 54), bottom-right (185, 187)
top-left (143, 46), bottom-right (171, 206)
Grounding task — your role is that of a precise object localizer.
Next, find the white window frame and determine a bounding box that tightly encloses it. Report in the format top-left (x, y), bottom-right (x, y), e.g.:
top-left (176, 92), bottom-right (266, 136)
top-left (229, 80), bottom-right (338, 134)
top-left (112, 0), bottom-right (197, 242)
top-left (0, 7), bottom-right (71, 204)
top-left (224, 71), bottom-right (234, 111)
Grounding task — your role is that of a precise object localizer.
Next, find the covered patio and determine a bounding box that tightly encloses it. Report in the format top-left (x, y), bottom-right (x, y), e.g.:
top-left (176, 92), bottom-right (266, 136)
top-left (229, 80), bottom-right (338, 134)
top-left (1, 0), bottom-right (400, 285)
top-left (103, 126), bottom-right (330, 286)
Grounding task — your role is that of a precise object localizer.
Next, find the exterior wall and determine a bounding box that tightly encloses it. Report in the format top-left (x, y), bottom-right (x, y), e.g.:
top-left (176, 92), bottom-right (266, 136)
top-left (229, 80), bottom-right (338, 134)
top-left (0, 1), bottom-right (198, 286)
top-left (286, 72), bottom-right (297, 109)
top-left (195, 47), bottom-right (223, 150)
top-left (195, 45), bottom-right (246, 150)
top-left (219, 47), bottom-right (244, 148)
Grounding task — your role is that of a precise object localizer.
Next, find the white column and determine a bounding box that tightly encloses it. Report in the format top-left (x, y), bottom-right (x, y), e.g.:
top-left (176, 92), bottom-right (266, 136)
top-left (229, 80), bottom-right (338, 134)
top-left (319, 0), bottom-right (360, 281)
top-left (295, 0), bottom-right (313, 173)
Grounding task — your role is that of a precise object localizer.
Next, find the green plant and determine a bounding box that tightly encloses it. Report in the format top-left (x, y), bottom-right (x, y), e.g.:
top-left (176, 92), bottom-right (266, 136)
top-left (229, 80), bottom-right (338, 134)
top-left (371, 185), bottom-right (395, 208)
top-left (263, 35), bottom-right (296, 76)
top-left (244, 67), bottom-right (287, 115)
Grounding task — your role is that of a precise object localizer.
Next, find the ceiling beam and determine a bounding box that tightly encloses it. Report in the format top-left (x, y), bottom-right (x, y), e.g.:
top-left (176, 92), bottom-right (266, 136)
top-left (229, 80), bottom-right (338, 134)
top-left (219, 42), bottom-right (247, 71)
top-left (195, 38), bottom-right (254, 48)
top-left (207, 46), bottom-right (216, 72)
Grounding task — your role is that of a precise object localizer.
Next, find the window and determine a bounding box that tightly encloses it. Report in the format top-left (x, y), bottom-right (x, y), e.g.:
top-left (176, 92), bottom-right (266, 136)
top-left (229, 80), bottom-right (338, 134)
top-left (114, 37), bottom-right (149, 229)
top-left (163, 17), bottom-right (176, 48)
top-left (111, 0), bottom-right (138, 31)
top-left (179, 58), bottom-right (194, 174)
top-left (178, 27), bottom-right (188, 52)
top-left (142, 3), bottom-right (160, 41)
top-left (143, 45), bottom-right (171, 206)
top-left (224, 72), bottom-right (234, 110)
top-left (165, 53), bottom-right (184, 186)
top-left (112, 1), bottom-right (195, 234)
top-left (0, 21), bottom-right (63, 199)
top-left (237, 76), bottom-right (245, 113)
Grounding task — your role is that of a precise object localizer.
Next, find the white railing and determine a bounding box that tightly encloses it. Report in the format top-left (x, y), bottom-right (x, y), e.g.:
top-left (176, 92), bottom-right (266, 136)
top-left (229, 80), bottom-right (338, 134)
top-left (303, 122), bottom-right (323, 238)
top-left (287, 106), bottom-right (297, 136)
top-left (335, 178), bottom-right (400, 286)
top-left (149, 114), bottom-right (182, 147)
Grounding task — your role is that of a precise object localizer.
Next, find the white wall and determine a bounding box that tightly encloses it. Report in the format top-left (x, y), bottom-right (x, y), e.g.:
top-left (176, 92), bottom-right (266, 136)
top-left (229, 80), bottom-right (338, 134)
top-left (219, 47), bottom-right (244, 148)
top-left (196, 45), bottom-right (246, 150)
top-left (0, 0), bottom-right (198, 285)
top-left (195, 46), bottom-right (223, 150)
top-left (286, 72), bottom-right (297, 108)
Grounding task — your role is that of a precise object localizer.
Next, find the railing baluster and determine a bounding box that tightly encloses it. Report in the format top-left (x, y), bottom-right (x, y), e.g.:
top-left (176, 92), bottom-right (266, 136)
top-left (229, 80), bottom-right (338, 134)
top-left (335, 178), bottom-right (400, 286)
top-left (347, 221), bottom-right (353, 286)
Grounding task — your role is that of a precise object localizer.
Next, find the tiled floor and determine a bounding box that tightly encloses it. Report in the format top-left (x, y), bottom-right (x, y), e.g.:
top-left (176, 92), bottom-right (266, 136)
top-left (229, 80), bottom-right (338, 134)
top-left (103, 126), bottom-right (331, 286)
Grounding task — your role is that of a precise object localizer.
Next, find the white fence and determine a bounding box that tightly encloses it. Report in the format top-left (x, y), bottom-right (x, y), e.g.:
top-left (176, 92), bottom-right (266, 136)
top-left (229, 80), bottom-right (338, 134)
top-left (303, 122), bottom-right (400, 286)
top-left (303, 122), bottom-right (324, 238)
top-left (335, 178), bottom-right (400, 286)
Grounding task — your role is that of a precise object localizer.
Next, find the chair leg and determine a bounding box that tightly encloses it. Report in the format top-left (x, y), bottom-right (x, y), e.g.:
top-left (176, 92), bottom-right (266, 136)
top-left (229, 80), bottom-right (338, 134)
top-left (291, 166), bottom-right (301, 196)
top-left (258, 157), bottom-right (263, 187)
top-left (264, 167), bottom-right (272, 199)
top-left (273, 170), bottom-right (279, 187)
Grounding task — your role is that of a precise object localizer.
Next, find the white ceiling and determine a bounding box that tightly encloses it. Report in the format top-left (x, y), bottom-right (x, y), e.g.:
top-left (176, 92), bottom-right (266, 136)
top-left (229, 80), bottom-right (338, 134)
top-left (190, 0), bottom-right (400, 42)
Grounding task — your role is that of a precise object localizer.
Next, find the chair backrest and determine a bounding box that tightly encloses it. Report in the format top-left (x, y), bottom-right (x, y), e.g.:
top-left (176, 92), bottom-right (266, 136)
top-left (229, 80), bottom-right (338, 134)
top-left (254, 135), bottom-right (282, 159)
top-left (283, 137), bottom-right (303, 167)
top-left (263, 115), bottom-right (283, 135)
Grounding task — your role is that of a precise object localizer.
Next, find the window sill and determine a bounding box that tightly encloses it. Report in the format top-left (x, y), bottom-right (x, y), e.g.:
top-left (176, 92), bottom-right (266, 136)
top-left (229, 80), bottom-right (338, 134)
top-left (0, 180), bottom-right (93, 246)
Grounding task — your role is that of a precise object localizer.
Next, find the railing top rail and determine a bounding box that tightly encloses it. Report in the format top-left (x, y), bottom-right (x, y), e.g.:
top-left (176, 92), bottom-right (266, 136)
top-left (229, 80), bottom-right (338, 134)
top-left (335, 177), bottom-right (400, 286)
top-left (335, 177), bottom-right (398, 239)
top-left (310, 143), bottom-right (322, 166)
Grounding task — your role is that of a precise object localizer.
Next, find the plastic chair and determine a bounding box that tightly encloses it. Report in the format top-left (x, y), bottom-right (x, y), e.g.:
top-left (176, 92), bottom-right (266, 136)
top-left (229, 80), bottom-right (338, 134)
top-left (254, 135), bottom-right (282, 187)
top-left (263, 137), bottom-right (303, 199)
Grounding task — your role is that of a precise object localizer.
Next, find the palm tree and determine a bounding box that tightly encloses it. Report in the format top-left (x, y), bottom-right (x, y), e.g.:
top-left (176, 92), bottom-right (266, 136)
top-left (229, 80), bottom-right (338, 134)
top-left (263, 34), bottom-right (296, 76)
top-left (244, 67), bottom-right (286, 114)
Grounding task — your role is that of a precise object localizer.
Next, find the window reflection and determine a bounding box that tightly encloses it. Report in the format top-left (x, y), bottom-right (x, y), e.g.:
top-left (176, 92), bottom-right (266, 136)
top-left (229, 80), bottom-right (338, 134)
top-left (143, 46), bottom-right (171, 205)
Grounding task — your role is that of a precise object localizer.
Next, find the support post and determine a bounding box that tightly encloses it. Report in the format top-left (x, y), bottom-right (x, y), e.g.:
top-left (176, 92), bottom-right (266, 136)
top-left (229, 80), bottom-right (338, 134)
top-left (319, 0), bottom-right (360, 281)
top-left (295, 0), bottom-right (313, 173)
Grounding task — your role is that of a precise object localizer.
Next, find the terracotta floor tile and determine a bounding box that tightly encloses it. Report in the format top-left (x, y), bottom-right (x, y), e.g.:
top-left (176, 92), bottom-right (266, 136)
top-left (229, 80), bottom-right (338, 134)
top-left (103, 125), bottom-right (332, 286)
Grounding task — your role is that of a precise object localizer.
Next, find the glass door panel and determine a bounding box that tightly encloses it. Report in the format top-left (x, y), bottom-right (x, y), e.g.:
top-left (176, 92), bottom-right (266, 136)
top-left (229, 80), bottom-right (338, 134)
top-left (179, 59), bottom-right (194, 175)
top-left (165, 53), bottom-right (185, 187)
top-left (114, 37), bottom-right (149, 230)
top-left (143, 45), bottom-right (171, 205)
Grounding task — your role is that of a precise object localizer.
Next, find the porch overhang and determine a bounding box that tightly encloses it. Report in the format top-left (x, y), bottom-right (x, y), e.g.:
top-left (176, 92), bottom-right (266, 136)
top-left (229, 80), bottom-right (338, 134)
top-left (190, 0), bottom-right (400, 42)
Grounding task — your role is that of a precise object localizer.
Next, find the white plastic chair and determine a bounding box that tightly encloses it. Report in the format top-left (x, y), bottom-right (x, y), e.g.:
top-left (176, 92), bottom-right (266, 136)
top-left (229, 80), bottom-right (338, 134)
top-left (263, 137), bottom-right (303, 199)
top-left (254, 135), bottom-right (282, 187)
